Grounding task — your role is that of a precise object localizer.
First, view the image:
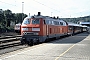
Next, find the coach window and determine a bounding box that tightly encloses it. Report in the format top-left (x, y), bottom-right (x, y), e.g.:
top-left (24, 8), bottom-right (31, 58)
top-left (60, 22), bottom-right (63, 25)
top-left (45, 20), bottom-right (49, 24)
top-left (52, 21), bottom-right (54, 25)
top-left (54, 21), bottom-right (56, 25)
top-left (49, 20), bottom-right (52, 25)
top-left (32, 19), bottom-right (40, 24)
top-left (57, 21), bottom-right (59, 25)
top-left (59, 22), bottom-right (61, 25)
top-left (43, 20), bottom-right (46, 24)
top-left (54, 21), bottom-right (59, 25)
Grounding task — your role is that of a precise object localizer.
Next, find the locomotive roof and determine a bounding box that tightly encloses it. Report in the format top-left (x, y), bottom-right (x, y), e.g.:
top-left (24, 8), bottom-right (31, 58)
top-left (25, 15), bottom-right (66, 22)
top-left (24, 15), bottom-right (67, 26)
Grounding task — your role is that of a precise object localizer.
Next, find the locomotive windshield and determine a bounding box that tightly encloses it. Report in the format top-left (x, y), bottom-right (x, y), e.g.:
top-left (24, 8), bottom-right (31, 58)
top-left (32, 19), bottom-right (40, 24)
top-left (22, 18), bottom-right (30, 24)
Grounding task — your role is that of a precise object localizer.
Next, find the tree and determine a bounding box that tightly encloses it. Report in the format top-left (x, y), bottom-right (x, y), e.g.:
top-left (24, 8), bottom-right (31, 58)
top-left (0, 9), bottom-right (4, 23)
top-left (4, 9), bottom-right (13, 27)
top-left (15, 13), bottom-right (27, 23)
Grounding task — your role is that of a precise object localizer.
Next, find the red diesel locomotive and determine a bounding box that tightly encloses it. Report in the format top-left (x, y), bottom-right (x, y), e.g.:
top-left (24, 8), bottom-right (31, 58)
top-left (20, 12), bottom-right (84, 45)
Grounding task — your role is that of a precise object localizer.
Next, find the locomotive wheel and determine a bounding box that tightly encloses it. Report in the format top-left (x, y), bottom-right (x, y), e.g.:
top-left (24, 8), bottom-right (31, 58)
top-left (37, 39), bottom-right (40, 44)
top-left (71, 33), bottom-right (74, 36)
top-left (28, 39), bottom-right (33, 46)
top-left (20, 39), bottom-right (25, 45)
top-left (45, 39), bottom-right (49, 42)
top-left (55, 37), bottom-right (60, 40)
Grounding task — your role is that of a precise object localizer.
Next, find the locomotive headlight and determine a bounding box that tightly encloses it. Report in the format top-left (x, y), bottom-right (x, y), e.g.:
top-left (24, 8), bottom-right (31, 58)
top-left (22, 28), bottom-right (29, 31)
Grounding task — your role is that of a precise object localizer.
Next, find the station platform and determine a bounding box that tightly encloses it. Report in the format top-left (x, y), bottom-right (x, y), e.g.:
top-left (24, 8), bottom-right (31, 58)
top-left (0, 32), bottom-right (90, 60)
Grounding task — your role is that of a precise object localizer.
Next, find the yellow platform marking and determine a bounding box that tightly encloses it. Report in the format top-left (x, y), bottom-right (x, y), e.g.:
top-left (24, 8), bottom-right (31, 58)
top-left (55, 44), bottom-right (75, 60)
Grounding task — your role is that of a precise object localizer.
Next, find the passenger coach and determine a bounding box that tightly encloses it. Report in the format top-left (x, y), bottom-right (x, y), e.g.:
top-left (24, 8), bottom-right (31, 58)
top-left (67, 22), bottom-right (84, 35)
top-left (14, 23), bottom-right (21, 33)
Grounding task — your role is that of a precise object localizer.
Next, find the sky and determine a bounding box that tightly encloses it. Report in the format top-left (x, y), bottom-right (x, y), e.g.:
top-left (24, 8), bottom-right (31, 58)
top-left (0, 0), bottom-right (90, 18)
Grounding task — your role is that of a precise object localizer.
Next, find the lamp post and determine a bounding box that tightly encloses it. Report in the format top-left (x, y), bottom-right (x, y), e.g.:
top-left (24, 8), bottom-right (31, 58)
top-left (22, 2), bottom-right (24, 23)
top-left (51, 12), bottom-right (53, 17)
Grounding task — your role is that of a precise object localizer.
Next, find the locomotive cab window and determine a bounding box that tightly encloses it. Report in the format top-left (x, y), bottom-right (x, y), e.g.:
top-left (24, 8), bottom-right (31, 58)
top-left (22, 18), bottom-right (30, 24)
top-left (32, 19), bottom-right (40, 24)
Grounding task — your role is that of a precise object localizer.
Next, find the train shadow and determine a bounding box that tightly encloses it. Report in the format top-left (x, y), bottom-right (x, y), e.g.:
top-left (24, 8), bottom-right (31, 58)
top-left (47, 32), bottom-right (89, 44)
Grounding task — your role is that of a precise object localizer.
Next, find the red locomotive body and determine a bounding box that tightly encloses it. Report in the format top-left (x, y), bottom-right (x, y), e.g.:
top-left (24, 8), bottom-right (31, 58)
top-left (20, 12), bottom-right (68, 45)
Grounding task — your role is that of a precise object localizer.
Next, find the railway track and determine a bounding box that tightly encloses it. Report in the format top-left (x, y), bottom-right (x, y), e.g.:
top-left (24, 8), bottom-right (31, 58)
top-left (0, 35), bottom-right (21, 49)
top-left (0, 35), bottom-right (28, 55)
top-left (0, 34), bottom-right (63, 55)
top-left (0, 32), bottom-right (82, 55)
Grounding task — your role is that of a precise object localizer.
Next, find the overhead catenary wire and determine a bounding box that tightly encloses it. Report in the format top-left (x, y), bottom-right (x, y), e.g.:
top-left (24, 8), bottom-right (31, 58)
top-left (0, 0), bottom-right (89, 18)
top-left (32, 0), bottom-right (65, 17)
top-left (33, 0), bottom-right (61, 13)
top-left (33, 0), bottom-right (90, 18)
top-left (0, 1), bottom-right (17, 7)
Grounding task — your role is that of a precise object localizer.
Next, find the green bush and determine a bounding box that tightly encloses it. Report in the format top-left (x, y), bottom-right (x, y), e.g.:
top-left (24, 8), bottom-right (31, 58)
top-left (0, 24), bottom-right (14, 33)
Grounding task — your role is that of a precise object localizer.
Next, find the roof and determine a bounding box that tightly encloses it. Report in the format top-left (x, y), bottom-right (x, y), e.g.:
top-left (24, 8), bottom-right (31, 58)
top-left (15, 23), bottom-right (21, 26)
top-left (67, 22), bottom-right (82, 26)
top-left (80, 22), bottom-right (90, 25)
